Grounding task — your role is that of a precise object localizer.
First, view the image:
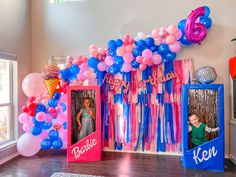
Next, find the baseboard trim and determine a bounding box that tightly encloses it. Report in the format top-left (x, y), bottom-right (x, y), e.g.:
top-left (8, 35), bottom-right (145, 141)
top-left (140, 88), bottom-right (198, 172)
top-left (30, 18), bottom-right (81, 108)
top-left (0, 152), bottom-right (20, 166)
top-left (229, 154), bottom-right (236, 165)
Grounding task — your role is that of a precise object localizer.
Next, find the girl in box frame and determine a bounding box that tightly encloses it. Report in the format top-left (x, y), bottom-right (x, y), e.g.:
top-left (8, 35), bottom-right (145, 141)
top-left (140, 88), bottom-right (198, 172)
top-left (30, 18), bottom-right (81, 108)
top-left (77, 97), bottom-right (95, 140)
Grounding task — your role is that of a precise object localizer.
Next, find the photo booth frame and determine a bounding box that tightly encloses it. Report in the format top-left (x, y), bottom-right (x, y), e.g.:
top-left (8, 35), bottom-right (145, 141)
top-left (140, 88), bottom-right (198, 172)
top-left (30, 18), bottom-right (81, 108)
top-left (67, 86), bottom-right (101, 162)
top-left (181, 84), bottom-right (224, 172)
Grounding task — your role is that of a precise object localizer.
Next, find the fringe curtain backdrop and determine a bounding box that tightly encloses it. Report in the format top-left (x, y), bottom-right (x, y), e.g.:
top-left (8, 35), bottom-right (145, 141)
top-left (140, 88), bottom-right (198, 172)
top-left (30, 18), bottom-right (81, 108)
top-left (101, 59), bottom-right (194, 153)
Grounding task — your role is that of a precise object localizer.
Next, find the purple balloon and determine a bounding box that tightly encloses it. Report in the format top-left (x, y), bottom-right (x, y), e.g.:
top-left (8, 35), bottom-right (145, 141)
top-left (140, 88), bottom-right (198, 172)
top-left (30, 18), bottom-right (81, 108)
top-left (185, 6), bottom-right (209, 44)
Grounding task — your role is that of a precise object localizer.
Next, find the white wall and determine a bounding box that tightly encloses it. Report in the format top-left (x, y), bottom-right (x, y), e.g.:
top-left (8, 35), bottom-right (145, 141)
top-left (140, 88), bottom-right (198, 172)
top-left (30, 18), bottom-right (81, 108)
top-left (0, 0), bottom-right (31, 113)
top-left (0, 0), bottom-right (31, 159)
top-left (31, 0), bottom-right (236, 154)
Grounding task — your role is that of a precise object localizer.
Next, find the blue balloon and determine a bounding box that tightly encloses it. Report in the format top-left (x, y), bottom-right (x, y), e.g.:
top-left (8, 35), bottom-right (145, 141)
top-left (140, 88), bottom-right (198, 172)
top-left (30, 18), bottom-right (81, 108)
top-left (53, 92), bottom-right (61, 100)
top-left (32, 117), bottom-right (41, 127)
top-left (114, 56), bottom-right (124, 67)
top-left (158, 44), bottom-right (170, 55)
top-left (108, 40), bottom-right (117, 50)
top-left (138, 46), bottom-right (147, 53)
top-left (60, 103), bottom-right (67, 112)
top-left (164, 52), bottom-right (176, 61)
top-left (48, 130), bottom-right (59, 140)
top-left (131, 60), bottom-right (140, 68)
top-left (145, 37), bottom-right (155, 47)
top-left (48, 98), bottom-right (58, 108)
top-left (115, 39), bottom-right (123, 47)
top-left (178, 19), bottom-right (187, 32)
top-left (41, 139), bottom-right (52, 150)
top-left (132, 47), bottom-right (142, 57)
top-left (150, 45), bottom-right (158, 52)
top-left (88, 57), bottom-right (99, 68)
top-left (63, 122), bottom-right (67, 129)
top-left (109, 49), bottom-right (117, 57)
top-left (68, 74), bottom-right (77, 81)
top-left (31, 126), bottom-right (42, 136)
top-left (69, 64), bottom-right (80, 75)
top-left (136, 39), bottom-right (146, 47)
top-left (108, 65), bottom-right (120, 75)
top-left (180, 34), bottom-right (191, 45)
top-left (200, 16), bottom-right (212, 29)
top-left (41, 122), bottom-right (52, 130)
top-left (36, 104), bottom-right (47, 113)
top-left (59, 68), bottom-right (71, 81)
top-left (52, 139), bottom-right (63, 150)
top-left (204, 6), bottom-right (210, 17)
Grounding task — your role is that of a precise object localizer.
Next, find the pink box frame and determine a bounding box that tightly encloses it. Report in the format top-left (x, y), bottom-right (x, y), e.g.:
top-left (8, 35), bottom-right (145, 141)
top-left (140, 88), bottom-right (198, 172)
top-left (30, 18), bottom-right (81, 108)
top-left (67, 86), bottom-right (101, 162)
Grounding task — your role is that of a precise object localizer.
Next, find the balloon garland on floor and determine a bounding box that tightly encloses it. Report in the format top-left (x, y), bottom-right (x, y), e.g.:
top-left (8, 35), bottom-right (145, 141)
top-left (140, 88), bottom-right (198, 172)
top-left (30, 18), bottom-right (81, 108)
top-left (17, 6), bottom-right (212, 156)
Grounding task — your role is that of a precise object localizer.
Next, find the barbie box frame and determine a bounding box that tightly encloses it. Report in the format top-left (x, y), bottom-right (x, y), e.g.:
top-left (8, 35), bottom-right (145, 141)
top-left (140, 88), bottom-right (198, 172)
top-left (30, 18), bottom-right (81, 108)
top-left (181, 84), bottom-right (224, 172)
top-left (67, 86), bottom-right (101, 162)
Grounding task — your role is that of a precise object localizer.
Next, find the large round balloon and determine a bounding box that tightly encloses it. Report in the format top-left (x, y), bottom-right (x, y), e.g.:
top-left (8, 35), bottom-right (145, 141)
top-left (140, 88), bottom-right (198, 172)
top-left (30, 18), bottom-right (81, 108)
top-left (22, 73), bottom-right (47, 98)
top-left (17, 133), bottom-right (41, 157)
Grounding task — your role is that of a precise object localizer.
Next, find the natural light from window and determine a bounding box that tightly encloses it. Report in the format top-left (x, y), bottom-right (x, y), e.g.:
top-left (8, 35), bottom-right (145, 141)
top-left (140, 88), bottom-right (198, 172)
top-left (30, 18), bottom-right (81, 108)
top-left (0, 58), bottom-right (16, 144)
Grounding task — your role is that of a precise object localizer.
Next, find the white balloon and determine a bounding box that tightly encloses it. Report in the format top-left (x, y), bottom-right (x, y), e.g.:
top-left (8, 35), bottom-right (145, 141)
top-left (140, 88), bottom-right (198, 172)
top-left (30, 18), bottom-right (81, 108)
top-left (22, 73), bottom-right (47, 98)
top-left (17, 133), bottom-right (41, 157)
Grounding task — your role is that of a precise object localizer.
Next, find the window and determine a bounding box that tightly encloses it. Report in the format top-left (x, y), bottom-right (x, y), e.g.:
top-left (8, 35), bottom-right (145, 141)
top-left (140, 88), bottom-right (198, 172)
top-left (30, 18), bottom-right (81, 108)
top-left (0, 51), bottom-right (17, 146)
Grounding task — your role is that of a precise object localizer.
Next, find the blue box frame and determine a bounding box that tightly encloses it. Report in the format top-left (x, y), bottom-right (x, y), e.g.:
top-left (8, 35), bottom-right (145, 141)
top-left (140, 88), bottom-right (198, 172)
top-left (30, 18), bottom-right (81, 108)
top-left (181, 84), bottom-right (224, 172)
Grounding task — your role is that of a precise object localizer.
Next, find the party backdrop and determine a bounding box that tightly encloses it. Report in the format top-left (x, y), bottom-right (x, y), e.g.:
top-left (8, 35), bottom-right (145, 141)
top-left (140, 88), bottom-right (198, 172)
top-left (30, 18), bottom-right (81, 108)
top-left (101, 59), bottom-right (193, 152)
top-left (17, 6), bottom-right (212, 156)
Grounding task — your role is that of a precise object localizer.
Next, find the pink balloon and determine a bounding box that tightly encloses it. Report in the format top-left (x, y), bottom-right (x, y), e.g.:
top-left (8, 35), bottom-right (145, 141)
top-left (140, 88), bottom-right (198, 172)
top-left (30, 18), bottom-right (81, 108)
top-left (139, 63), bottom-right (147, 71)
top-left (123, 53), bottom-right (134, 63)
top-left (19, 113), bottom-right (29, 124)
top-left (42, 98), bottom-right (48, 106)
top-left (142, 49), bottom-right (153, 59)
top-left (78, 73), bottom-right (86, 81)
top-left (122, 63), bottom-right (132, 73)
top-left (104, 56), bottom-right (114, 66)
top-left (142, 58), bottom-right (149, 65)
top-left (17, 133), bottom-right (41, 157)
top-left (40, 131), bottom-right (48, 139)
top-left (169, 42), bottom-right (181, 53)
top-left (23, 124), bottom-right (31, 133)
top-left (80, 63), bottom-right (89, 71)
top-left (136, 56), bottom-right (143, 63)
top-left (116, 47), bottom-right (125, 56)
top-left (89, 44), bottom-right (98, 51)
top-left (45, 114), bottom-right (53, 123)
top-left (22, 73), bottom-right (47, 98)
top-left (81, 56), bottom-right (88, 63)
top-left (167, 25), bottom-right (177, 35)
top-left (98, 48), bottom-right (105, 55)
top-left (36, 112), bottom-right (46, 122)
top-left (152, 54), bottom-right (162, 65)
top-left (66, 56), bottom-right (74, 64)
top-left (84, 71), bottom-right (90, 78)
top-left (97, 62), bottom-right (107, 71)
top-left (90, 49), bottom-right (98, 57)
top-left (174, 29), bottom-right (183, 40)
top-left (165, 35), bottom-right (176, 44)
top-left (147, 59), bottom-right (153, 66)
top-left (151, 28), bottom-right (159, 38)
top-left (159, 30), bottom-right (166, 37)
top-left (125, 45), bottom-right (133, 52)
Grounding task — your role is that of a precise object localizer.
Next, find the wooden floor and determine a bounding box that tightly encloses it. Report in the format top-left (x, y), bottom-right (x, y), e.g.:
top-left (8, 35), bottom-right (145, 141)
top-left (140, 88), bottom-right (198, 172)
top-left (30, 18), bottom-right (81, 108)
top-left (0, 150), bottom-right (236, 177)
